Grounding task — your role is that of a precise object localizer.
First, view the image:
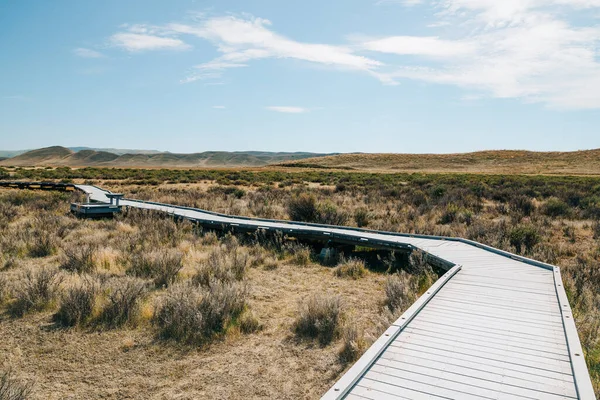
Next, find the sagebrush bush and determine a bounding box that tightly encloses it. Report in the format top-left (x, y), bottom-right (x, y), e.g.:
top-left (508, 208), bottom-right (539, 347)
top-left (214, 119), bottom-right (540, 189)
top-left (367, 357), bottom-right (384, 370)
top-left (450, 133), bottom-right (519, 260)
top-left (385, 272), bottom-right (414, 313)
top-left (294, 294), bottom-right (342, 345)
top-left (99, 277), bottom-right (147, 328)
top-left (408, 250), bottom-right (433, 276)
top-left (510, 195), bottom-right (535, 216)
top-left (317, 202), bottom-right (348, 225)
top-left (0, 369), bottom-right (33, 400)
top-left (339, 322), bottom-right (367, 363)
top-left (287, 193), bottom-right (318, 222)
top-left (154, 280), bottom-right (248, 344)
top-left (354, 208), bottom-right (370, 228)
top-left (10, 268), bottom-right (62, 317)
top-left (286, 243), bottom-right (312, 266)
top-left (53, 279), bottom-right (97, 327)
top-left (127, 250), bottom-right (184, 288)
top-left (542, 197), bottom-right (570, 217)
top-left (193, 245), bottom-right (248, 286)
top-left (27, 229), bottom-right (57, 258)
top-left (509, 225), bottom-right (540, 253)
top-left (334, 258), bottom-right (366, 279)
top-left (61, 243), bottom-right (97, 274)
top-left (438, 203), bottom-right (459, 225)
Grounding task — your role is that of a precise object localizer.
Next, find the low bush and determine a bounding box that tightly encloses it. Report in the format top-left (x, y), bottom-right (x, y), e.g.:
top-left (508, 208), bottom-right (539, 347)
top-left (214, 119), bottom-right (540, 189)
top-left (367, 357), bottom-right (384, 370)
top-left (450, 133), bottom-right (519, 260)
top-left (542, 197), bottom-right (570, 217)
top-left (61, 243), bottom-right (97, 274)
top-left (510, 195), bottom-right (535, 216)
top-left (509, 225), bottom-right (541, 253)
top-left (286, 243), bottom-right (312, 266)
top-left (0, 369), bottom-right (33, 400)
top-left (385, 272), bottom-right (415, 313)
top-left (293, 294), bottom-right (342, 345)
top-left (127, 250), bottom-right (184, 288)
top-left (334, 258), bottom-right (366, 279)
top-left (317, 202), bottom-right (348, 226)
top-left (287, 194), bottom-right (318, 223)
top-left (193, 246), bottom-right (248, 286)
top-left (154, 280), bottom-right (248, 344)
top-left (10, 268), bottom-right (62, 317)
top-left (354, 208), bottom-right (370, 228)
top-left (438, 204), bottom-right (459, 225)
top-left (53, 279), bottom-right (97, 327)
top-left (407, 250), bottom-right (430, 275)
top-left (99, 278), bottom-right (147, 328)
top-left (339, 322), bottom-right (367, 364)
top-left (27, 230), bottom-right (57, 258)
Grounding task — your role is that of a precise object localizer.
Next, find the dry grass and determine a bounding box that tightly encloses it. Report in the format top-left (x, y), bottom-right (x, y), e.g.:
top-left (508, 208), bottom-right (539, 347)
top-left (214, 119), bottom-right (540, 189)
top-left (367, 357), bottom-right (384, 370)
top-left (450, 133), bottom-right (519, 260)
top-left (2, 169), bottom-right (600, 397)
top-left (0, 369), bottom-right (33, 400)
top-left (333, 258), bottom-right (367, 279)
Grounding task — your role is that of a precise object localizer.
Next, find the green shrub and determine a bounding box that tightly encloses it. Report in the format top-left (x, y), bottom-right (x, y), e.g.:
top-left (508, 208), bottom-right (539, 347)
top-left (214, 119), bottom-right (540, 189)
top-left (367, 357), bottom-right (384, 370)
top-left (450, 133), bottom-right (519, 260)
top-left (353, 208), bottom-right (370, 228)
top-left (510, 195), bottom-right (535, 216)
top-left (317, 202), bottom-right (348, 225)
top-left (287, 194), bottom-right (318, 222)
top-left (509, 225), bottom-right (540, 253)
top-left (438, 204), bottom-right (459, 225)
top-left (293, 294), bottom-right (342, 345)
top-left (542, 197), bottom-right (570, 217)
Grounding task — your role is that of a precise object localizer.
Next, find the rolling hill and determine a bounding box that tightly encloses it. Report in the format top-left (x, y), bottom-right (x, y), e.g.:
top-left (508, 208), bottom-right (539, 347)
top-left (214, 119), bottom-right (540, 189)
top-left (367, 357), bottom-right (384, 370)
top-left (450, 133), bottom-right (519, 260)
top-left (279, 149), bottom-right (600, 175)
top-left (0, 146), bottom-right (332, 168)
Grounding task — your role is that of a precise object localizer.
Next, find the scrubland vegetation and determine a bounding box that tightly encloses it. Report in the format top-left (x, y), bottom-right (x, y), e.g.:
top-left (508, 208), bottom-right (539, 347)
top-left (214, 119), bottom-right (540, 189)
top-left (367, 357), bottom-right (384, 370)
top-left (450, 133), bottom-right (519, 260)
top-left (1, 167), bottom-right (600, 397)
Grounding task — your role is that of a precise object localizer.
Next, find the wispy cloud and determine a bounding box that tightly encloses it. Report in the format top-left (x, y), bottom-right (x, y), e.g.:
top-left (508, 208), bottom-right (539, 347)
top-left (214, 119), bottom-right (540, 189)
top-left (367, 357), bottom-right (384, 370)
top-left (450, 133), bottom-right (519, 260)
top-left (122, 15), bottom-right (385, 83)
top-left (266, 106), bottom-right (309, 113)
top-left (212, 105), bottom-right (226, 109)
top-left (367, 0), bottom-right (600, 109)
top-left (105, 5), bottom-right (600, 109)
top-left (110, 30), bottom-right (191, 52)
top-left (73, 47), bottom-right (105, 58)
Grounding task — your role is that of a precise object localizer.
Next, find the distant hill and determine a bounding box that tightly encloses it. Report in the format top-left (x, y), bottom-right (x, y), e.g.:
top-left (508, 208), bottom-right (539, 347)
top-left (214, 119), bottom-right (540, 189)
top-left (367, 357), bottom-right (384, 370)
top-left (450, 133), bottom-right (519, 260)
top-left (0, 146), bottom-right (333, 168)
top-left (278, 150), bottom-right (600, 175)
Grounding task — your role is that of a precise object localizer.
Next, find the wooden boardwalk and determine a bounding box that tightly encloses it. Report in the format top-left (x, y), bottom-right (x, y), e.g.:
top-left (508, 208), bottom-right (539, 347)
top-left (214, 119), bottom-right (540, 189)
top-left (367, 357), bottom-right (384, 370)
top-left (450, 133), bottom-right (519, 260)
top-left (1, 182), bottom-right (594, 399)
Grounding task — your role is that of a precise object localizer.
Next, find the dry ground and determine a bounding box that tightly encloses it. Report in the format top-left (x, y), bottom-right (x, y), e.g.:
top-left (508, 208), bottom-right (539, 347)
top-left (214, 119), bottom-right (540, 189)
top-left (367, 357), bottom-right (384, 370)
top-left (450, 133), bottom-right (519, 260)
top-left (0, 189), bottom-right (405, 399)
top-left (1, 171), bottom-right (599, 398)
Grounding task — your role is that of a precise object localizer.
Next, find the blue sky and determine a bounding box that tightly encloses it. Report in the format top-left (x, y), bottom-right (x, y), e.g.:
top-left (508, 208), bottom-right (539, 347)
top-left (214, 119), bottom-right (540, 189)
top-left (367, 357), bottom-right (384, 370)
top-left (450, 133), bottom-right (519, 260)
top-left (1, 0), bottom-right (600, 153)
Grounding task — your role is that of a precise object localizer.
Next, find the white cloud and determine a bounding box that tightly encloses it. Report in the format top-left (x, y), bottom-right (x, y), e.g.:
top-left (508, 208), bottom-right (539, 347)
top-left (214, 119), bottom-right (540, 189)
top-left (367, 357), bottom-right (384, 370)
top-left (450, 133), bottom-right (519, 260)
top-left (110, 32), bottom-right (191, 52)
top-left (212, 105), bottom-right (226, 109)
top-left (361, 36), bottom-right (476, 57)
top-left (108, 7), bottom-right (600, 109)
top-left (164, 16), bottom-right (384, 83)
top-left (73, 48), bottom-right (105, 58)
top-left (375, 0), bottom-right (423, 5)
top-left (266, 106), bottom-right (309, 113)
top-left (367, 1), bottom-right (600, 108)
